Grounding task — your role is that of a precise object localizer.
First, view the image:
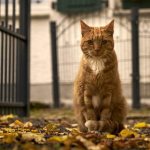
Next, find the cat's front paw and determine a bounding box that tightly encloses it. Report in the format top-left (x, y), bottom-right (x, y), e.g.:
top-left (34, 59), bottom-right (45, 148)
top-left (85, 120), bottom-right (98, 131)
top-left (78, 124), bottom-right (88, 133)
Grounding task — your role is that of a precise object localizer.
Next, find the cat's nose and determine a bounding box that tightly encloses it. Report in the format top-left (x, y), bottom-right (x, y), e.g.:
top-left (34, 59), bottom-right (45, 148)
top-left (94, 45), bottom-right (100, 51)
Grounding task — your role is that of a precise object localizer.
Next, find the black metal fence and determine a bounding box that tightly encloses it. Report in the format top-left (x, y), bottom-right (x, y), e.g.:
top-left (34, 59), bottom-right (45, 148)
top-left (0, 0), bottom-right (30, 116)
top-left (50, 9), bottom-right (150, 108)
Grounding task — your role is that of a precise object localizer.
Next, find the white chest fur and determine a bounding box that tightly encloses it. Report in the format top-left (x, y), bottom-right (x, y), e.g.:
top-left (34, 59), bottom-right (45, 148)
top-left (89, 58), bottom-right (105, 74)
top-left (92, 95), bottom-right (101, 108)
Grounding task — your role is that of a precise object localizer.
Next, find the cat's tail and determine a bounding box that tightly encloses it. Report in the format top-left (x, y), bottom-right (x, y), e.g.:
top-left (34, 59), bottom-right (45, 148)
top-left (85, 120), bottom-right (124, 134)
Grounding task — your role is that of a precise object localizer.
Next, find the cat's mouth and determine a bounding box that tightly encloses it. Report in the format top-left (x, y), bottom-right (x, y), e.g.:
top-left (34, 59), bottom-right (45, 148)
top-left (91, 51), bottom-right (102, 57)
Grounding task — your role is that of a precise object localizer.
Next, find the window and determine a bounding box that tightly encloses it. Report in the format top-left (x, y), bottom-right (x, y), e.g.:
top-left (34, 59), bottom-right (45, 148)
top-left (31, 0), bottom-right (48, 3)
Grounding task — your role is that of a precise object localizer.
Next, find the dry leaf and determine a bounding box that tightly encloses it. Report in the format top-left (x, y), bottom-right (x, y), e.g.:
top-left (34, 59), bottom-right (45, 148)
top-left (134, 122), bottom-right (148, 128)
top-left (0, 114), bottom-right (15, 121)
top-left (22, 133), bottom-right (45, 144)
top-left (44, 123), bottom-right (59, 132)
top-left (9, 120), bottom-right (24, 128)
top-left (120, 128), bottom-right (139, 138)
top-left (76, 135), bottom-right (96, 150)
top-left (47, 135), bottom-right (68, 143)
top-left (24, 121), bottom-right (33, 128)
top-left (3, 133), bottom-right (18, 143)
top-left (106, 134), bottom-right (116, 139)
top-left (2, 128), bottom-right (16, 133)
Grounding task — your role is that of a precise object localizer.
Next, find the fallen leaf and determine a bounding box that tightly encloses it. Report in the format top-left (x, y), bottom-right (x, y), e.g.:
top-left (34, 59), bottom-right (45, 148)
top-left (134, 122), bottom-right (148, 128)
top-left (24, 121), bottom-right (33, 128)
top-left (22, 132), bottom-right (45, 144)
top-left (2, 133), bottom-right (18, 143)
top-left (120, 128), bottom-right (139, 138)
top-left (67, 128), bottom-right (80, 135)
top-left (106, 134), bottom-right (116, 139)
top-left (44, 123), bottom-right (59, 132)
top-left (9, 120), bottom-right (24, 128)
top-left (2, 128), bottom-right (16, 133)
top-left (0, 130), bottom-right (3, 134)
top-left (76, 135), bottom-right (96, 150)
top-left (31, 129), bottom-right (38, 133)
top-left (0, 135), bottom-right (4, 139)
top-left (0, 114), bottom-right (16, 121)
top-left (47, 135), bottom-right (68, 143)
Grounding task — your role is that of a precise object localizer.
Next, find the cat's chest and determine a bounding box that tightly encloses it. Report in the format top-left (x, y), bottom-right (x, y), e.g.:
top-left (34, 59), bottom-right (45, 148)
top-left (92, 95), bottom-right (101, 108)
top-left (88, 59), bottom-right (105, 75)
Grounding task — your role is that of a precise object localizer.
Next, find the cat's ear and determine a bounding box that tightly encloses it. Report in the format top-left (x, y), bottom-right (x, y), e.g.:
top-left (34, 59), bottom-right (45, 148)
top-left (105, 19), bottom-right (114, 34)
top-left (80, 20), bottom-right (91, 36)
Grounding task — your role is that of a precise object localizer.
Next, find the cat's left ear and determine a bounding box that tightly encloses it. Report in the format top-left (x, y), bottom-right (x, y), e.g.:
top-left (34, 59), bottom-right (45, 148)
top-left (80, 20), bottom-right (91, 36)
top-left (105, 19), bottom-right (114, 34)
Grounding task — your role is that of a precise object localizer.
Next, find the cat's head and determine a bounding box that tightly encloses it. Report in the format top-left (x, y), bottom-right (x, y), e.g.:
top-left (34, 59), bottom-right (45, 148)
top-left (80, 20), bottom-right (114, 58)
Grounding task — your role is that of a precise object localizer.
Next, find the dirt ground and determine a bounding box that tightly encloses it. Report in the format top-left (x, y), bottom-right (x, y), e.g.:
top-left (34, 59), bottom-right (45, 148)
top-left (0, 105), bottom-right (150, 150)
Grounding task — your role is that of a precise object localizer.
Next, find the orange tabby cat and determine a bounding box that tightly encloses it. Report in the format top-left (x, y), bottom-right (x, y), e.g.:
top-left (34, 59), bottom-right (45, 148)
top-left (73, 20), bottom-right (127, 133)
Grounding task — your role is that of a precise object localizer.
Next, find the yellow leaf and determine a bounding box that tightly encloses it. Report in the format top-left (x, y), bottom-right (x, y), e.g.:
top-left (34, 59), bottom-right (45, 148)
top-left (2, 128), bottom-right (15, 133)
top-left (0, 130), bottom-right (3, 134)
top-left (106, 134), bottom-right (116, 139)
top-left (47, 135), bottom-right (68, 143)
top-left (134, 122), bottom-right (148, 128)
top-left (9, 120), bottom-right (24, 128)
top-left (22, 133), bottom-right (45, 144)
top-left (23, 122), bottom-right (33, 128)
top-left (0, 135), bottom-right (4, 139)
top-left (76, 135), bottom-right (98, 150)
top-left (0, 114), bottom-right (16, 121)
top-left (120, 128), bottom-right (139, 138)
top-left (141, 134), bottom-right (146, 138)
top-left (44, 123), bottom-right (59, 132)
top-left (3, 133), bottom-right (18, 143)
top-left (31, 129), bottom-right (38, 133)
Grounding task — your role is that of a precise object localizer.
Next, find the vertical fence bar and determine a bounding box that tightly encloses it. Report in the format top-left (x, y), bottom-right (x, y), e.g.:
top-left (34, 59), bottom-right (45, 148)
top-left (4, 28), bottom-right (8, 102)
top-left (131, 7), bottom-right (140, 109)
top-left (5, 0), bottom-right (8, 27)
top-left (0, 0), bottom-right (1, 19)
top-left (0, 22), bottom-right (4, 102)
top-left (50, 21), bottom-right (60, 108)
top-left (16, 29), bottom-right (20, 104)
top-left (12, 0), bottom-right (16, 102)
top-left (12, 33), bottom-right (16, 103)
top-left (4, 0), bottom-right (9, 103)
top-left (8, 25), bottom-right (12, 103)
top-left (12, 0), bottom-right (16, 30)
top-left (19, 0), bottom-right (31, 116)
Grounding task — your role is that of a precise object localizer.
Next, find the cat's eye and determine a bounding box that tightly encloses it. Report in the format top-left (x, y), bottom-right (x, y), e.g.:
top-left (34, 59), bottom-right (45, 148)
top-left (102, 40), bottom-right (107, 44)
top-left (87, 40), bottom-right (93, 45)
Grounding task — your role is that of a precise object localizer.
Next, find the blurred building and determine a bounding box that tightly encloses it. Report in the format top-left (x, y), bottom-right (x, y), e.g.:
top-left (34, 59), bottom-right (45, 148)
top-left (2, 0), bottom-right (150, 105)
top-left (30, 0), bottom-right (51, 104)
top-left (31, 0), bottom-right (150, 105)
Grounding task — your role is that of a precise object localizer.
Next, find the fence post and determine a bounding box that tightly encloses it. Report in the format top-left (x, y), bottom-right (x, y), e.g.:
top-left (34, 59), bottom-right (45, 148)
top-left (131, 7), bottom-right (140, 109)
top-left (50, 21), bottom-right (60, 108)
top-left (19, 0), bottom-right (31, 116)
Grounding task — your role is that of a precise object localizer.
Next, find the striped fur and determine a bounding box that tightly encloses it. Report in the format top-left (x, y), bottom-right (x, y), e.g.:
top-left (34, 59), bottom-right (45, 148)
top-left (73, 20), bottom-right (127, 133)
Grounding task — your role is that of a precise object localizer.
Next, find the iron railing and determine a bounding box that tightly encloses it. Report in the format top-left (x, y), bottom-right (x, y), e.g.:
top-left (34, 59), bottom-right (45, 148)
top-left (50, 9), bottom-right (150, 108)
top-left (0, 0), bottom-right (30, 116)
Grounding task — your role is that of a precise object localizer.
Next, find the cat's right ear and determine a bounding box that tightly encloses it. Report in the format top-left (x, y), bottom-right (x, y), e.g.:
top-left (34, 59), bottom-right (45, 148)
top-left (80, 20), bottom-right (91, 36)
